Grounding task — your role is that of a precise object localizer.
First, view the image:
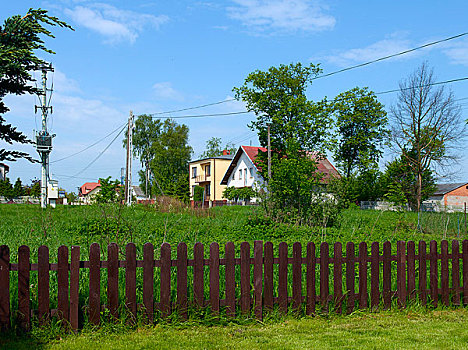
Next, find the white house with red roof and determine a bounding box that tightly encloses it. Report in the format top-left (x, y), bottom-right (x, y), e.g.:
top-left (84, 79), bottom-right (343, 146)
top-left (78, 181), bottom-right (101, 203)
top-left (220, 146), bottom-right (340, 202)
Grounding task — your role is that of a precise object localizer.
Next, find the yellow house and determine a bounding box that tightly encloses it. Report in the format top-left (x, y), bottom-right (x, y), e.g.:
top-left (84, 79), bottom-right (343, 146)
top-left (189, 152), bottom-right (234, 206)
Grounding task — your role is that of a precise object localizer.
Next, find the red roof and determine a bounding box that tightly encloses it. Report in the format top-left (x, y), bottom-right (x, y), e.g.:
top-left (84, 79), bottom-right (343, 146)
top-left (79, 182), bottom-right (101, 196)
top-left (241, 146), bottom-right (267, 164)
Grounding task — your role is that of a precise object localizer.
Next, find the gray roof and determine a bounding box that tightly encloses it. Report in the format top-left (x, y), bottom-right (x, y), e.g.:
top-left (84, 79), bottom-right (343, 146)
top-left (132, 185), bottom-right (145, 197)
top-left (189, 154), bottom-right (234, 163)
top-left (433, 183), bottom-right (468, 196)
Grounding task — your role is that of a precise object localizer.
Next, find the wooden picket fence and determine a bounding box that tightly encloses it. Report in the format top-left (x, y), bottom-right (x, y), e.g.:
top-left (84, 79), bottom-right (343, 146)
top-left (1, 239), bottom-right (468, 332)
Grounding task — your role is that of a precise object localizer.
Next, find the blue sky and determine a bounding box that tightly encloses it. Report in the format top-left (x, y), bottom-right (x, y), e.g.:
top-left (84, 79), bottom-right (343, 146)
top-left (2, 0), bottom-right (468, 192)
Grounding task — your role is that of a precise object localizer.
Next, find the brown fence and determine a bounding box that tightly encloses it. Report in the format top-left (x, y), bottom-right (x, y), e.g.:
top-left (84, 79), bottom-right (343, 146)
top-left (1, 240), bottom-right (467, 332)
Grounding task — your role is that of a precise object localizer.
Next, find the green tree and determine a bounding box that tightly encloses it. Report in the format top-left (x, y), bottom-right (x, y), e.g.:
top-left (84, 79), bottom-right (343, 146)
top-left (331, 87), bottom-right (388, 179)
top-left (66, 191), bottom-right (77, 204)
top-left (13, 177), bottom-right (23, 197)
top-left (94, 177), bottom-right (121, 204)
top-left (29, 179), bottom-right (40, 198)
top-left (390, 63), bottom-right (466, 211)
top-left (125, 116), bottom-right (192, 197)
top-left (0, 178), bottom-right (14, 200)
top-left (200, 137), bottom-right (236, 158)
top-left (233, 62), bottom-right (334, 225)
top-left (0, 9), bottom-right (72, 162)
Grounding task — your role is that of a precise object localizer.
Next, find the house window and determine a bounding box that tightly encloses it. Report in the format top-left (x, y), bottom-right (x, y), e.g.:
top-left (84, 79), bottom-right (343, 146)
top-left (239, 169), bottom-right (242, 179)
top-left (205, 164), bottom-right (211, 176)
top-left (249, 167), bottom-right (253, 178)
top-left (244, 169), bottom-right (247, 185)
top-left (192, 185), bottom-right (196, 196)
top-left (206, 184), bottom-right (211, 196)
top-left (232, 172), bottom-right (235, 180)
top-left (192, 167), bottom-right (197, 178)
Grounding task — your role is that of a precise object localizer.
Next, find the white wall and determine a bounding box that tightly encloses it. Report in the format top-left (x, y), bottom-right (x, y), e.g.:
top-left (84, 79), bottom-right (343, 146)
top-left (225, 152), bottom-right (265, 200)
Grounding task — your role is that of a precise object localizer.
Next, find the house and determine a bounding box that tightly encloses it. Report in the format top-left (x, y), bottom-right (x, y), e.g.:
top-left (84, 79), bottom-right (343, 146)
top-left (220, 146), bottom-right (341, 203)
top-left (132, 185), bottom-right (146, 202)
top-left (78, 181), bottom-right (101, 204)
top-left (189, 150), bottom-right (234, 206)
top-left (424, 183), bottom-right (468, 211)
top-left (0, 163), bottom-right (9, 181)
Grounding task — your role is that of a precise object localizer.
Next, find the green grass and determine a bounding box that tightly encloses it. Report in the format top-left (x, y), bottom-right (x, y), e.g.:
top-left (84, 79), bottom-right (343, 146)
top-left (2, 308), bottom-right (468, 349)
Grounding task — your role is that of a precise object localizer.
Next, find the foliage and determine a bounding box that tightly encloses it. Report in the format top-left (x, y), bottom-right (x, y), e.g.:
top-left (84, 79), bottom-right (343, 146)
top-left (380, 156), bottom-right (436, 210)
top-left (193, 185), bottom-right (204, 202)
top-left (331, 87), bottom-right (388, 178)
top-left (124, 115), bottom-right (192, 198)
top-left (66, 191), bottom-right (78, 204)
top-left (165, 174), bottom-right (190, 203)
top-left (222, 186), bottom-right (257, 201)
top-left (390, 62), bottom-right (467, 211)
top-left (200, 137), bottom-right (236, 158)
top-left (93, 177), bottom-right (121, 204)
top-left (28, 178), bottom-right (41, 198)
top-left (12, 177), bottom-right (23, 197)
top-left (0, 177), bottom-right (14, 200)
top-left (0, 9), bottom-right (72, 162)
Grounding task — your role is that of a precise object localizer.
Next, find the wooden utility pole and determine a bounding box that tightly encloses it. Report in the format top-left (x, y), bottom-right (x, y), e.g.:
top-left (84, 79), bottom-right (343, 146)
top-left (125, 111), bottom-right (134, 206)
top-left (267, 124), bottom-right (271, 179)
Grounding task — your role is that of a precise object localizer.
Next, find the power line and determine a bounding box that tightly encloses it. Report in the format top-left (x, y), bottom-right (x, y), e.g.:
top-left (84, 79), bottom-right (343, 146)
top-left (73, 125), bottom-right (126, 177)
top-left (50, 122), bottom-right (127, 163)
top-left (314, 32), bottom-right (468, 80)
top-left (375, 77), bottom-right (468, 96)
top-left (149, 99), bottom-right (236, 116)
top-left (150, 111), bottom-right (250, 119)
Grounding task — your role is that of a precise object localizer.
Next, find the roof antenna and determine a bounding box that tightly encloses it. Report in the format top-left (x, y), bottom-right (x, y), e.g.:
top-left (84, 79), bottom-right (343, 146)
top-left (250, 139), bottom-right (252, 146)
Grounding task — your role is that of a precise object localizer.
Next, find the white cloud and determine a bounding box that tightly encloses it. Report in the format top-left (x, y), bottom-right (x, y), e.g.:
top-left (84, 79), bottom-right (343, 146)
top-left (443, 39), bottom-right (468, 66)
top-left (227, 0), bottom-right (335, 34)
top-left (152, 82), bottom-right (183, 101)
top-left (64, 3), bottom-right (169, 44)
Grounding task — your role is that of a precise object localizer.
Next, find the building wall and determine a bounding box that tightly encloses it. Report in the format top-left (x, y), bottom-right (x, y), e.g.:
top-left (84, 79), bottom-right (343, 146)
top-left (189, 158), bottom-right (232, 202)
top-left (226, 152), bottom-right (264, 191)
top-left (445, 184), bottom-right (468, 207)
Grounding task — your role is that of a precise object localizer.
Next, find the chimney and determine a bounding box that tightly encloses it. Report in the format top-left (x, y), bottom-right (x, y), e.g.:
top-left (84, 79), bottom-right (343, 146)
top-left (222, 149), bottom-right (230, 155)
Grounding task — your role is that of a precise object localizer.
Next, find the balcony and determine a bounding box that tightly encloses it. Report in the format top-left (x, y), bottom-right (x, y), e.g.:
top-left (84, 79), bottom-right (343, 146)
top-left (195, 174), bottom-right (210, 183)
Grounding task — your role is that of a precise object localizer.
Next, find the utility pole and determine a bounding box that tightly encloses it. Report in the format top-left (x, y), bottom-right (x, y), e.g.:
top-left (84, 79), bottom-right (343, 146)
top-left (35, 63), bottom-right (54, 209)
top-left (267, 124), bottom-right (271, 180)
top-left (125, 111), bottom-right (134, 206)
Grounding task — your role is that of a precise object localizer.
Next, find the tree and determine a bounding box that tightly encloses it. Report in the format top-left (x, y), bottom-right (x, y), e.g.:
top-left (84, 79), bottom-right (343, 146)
top-left (66, 191), bottom-right (77, 204)
top-left (0, 178), bottom-right (14, 200)
top-left (390, 63), bottom-right (467, 211)
top-left (13, 177), bottom-right (23, 197)
top-left (125, 115), bottom-right (193, 198)
top-left (200, 137), bottom-right (236, 158)
top-left (94, 177), bottom-right (121, 204)
top-left (29, 179), bottom-right (40, 198)
top-left (0, 9), bottom-right (72, 162)
top-left (331, 87), bottom-right (388, 179)
top-left (233, 63), bottom-right (334, 224)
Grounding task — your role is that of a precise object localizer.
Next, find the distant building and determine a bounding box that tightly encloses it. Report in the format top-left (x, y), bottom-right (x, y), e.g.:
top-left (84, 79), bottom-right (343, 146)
top-left (132, 185), bottom-right (146, 201)
top-left (189, 150), bottom-right (234, 206)
top-left (78, 181), bottom-right (101, 204)
top-left (0, 163), bottom-right (9, 181)
top-left (424, 183), bottom-right (468, 211)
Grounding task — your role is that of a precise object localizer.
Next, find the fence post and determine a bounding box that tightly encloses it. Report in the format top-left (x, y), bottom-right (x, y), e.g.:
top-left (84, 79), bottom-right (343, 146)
top-left (225, 242), bottom-right (236, 318)
top-left (320, 242), bottom-right (329, 313)
top-left (253, 241), bottom-right (263, 320)
top-left (177, 243), bottom-right (188, 320)
top-left (463, 240), bottom-right (468, 305)
top-left (441, 240), bottom-right (449, 306)
top-left (407, 241), bottom-right (416, 301)
top-left (240, 242), bottom-right (251, 315)
top-left (264, 242), bottom-right (274, 312)
top-left (418, 241), bottom-right (427, 305)
top-left (18, 245), bottom-right (30, 331)
top-left (70, 246), bottom-right (80, 332)
top-left (370, 242), bottom-right (379, 310)
top-left (57, 245), bottom-right (69, 322)
top-left (292, 242), bottom-right (301, 313)
top-left (194, 243), bottom-right (204, 308)
top-left (107, 243), bottom-right (119, 320)
top-left (333, 242), bottom-right (343, 314)
top-left (306, 242), bottom-right (316, 315)
top-left (0, 245), bottom-right (10, 331)
top-left (346, 242), bottom-right (355, 314)
top-left (143, 243), bottom-right (154, 323)
top-left (278, 242), bottom-right (288, 314)
top-left (359, 242), bottom-right (368, 309)
top-left (396, 241), bottom-right (406, 308)
top-left (89, 243), bottom-right (101, 326)
top-left (429, 240), bottom-right (438, 308)
top-left (382, 241), bottom-right (391, 310)
top-left (160, 243), bottom-right (171, 318)
top-left (126, 243), bottom-right (137, 322)
top-left (38, 245), bottom-right (49, 325)
top-left (452, 240), bottom-right (461, 306)
top-left (209, 243), bottom-right (220, 316)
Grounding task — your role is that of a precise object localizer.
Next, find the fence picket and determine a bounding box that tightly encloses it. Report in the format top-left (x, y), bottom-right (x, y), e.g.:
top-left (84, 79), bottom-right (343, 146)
top-left (264, 242), bottom-right (274, 311)
top-left (253, 241), bottom-right (263, 320)
top-left (57, 245), bottom-right (69, 322)
top-left (126, 243), bottom-right (137, 321)
top-left (407, 241), bottom-right (416, 300)
top-left (383, 241), bottom-right (391, 310)
top-left (240, 242), bottom-right (251, 315)
top-left (370, 242), bottom-right (379, 310)
top-left (452, 240), bottom-right (460, 306)
top-left (107, 243), bottom-right (119, 320)
top-left (440, 240), bottom-right (449, 306)
top-left (396, 241), bottom-right (406, 307)
top-left (69, 246), bottom-right (80, 332)
top-left (292, 242), bottom-right (302, 313)
top-left (210, 243), bottom-right (220, 316)
top-left (359, 242), bottom-right (368, 309)
top-left (225, 242), bottom-right (236, 318)
top-left (419, 241), bottom-right (427, 305)
top-left (320, 242), bottom-right (329, 313)
top-left (346, 242), bottom-right (355, 314)
top-left (18, 245), bottom-right (30, 331)
top-left (160, 243), bottom-right (171, 318)
top-left (306, 242), bottom-right (316, 315)
top-left (177, 243), bottom-right (188, 320)
top-left (143, 243), bottom-right (154, 322)
top-left (89, 243), bottom-right (100, 326)
top-left (194, 243), bottom-right (204, 308)
top-left (463, 240), bottom-right (468, 305)
top-left (430, 240), bottom-right (438, 308)
top-left (333, 243), bottom-right (343, 314)
top-left (0, 245), bottom-right (10, 331)
top-left (278, 242), bottom-right (288, 314)
top-left (38, 245), bottom-right (49, 324)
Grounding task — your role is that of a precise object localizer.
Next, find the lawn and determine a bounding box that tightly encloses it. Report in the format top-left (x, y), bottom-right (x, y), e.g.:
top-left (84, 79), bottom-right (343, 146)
top-left (2, 308), bottom-right (468, 349)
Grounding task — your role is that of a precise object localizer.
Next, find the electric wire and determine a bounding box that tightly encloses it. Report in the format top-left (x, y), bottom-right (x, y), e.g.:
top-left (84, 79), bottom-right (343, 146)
top-left (150, 111), bottom-right (250, 119)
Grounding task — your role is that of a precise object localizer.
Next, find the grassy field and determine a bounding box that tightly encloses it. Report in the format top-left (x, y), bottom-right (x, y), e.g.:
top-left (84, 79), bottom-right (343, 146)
top-left (2, 308), bottom-right (468, 349)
